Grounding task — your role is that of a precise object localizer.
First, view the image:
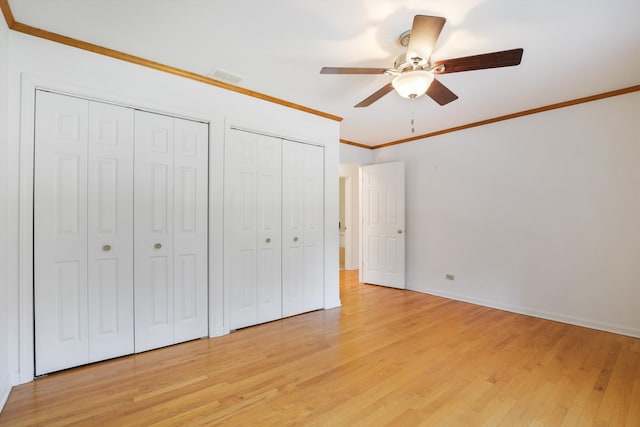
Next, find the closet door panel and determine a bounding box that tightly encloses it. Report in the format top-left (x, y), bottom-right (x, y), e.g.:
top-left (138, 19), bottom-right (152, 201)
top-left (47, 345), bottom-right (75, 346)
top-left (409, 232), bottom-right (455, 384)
top-left (226, 130), bottom-right (283, 328)
top-left (257, 135), bottom-right (282, 324)
top-left (173, 118), bottom-right (209, 342)
top-left (134, 111), bottom-right (175, 352)
top-left (34, 91), bottom-right (90, 375)
top-left (281, 140), bottom-right (305, 317)
top-left (302, 144), bottom-right (324, 311)
top-left (282, 141), bottom-right (325, 317)
top-left (87, 101), bottom-right (135, 362)
top-left (225, 129), bottom-right (259, 329)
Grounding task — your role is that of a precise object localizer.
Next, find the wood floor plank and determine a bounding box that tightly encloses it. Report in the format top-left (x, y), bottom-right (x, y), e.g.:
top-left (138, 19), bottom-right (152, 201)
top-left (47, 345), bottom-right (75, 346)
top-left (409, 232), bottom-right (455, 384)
top-left (1, 270), bottom-right (639, 426)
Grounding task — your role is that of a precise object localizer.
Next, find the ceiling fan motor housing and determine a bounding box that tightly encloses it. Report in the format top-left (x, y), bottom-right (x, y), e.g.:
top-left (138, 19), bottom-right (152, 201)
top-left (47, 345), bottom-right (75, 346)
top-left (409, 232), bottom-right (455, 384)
top-left (394, 53), bottom-right (430, 72)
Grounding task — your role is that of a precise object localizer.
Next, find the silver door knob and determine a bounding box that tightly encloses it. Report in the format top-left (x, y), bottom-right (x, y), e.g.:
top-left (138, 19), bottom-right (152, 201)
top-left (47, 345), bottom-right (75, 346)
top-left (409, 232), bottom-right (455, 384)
top-left (265, 238), bottom-right (271, 243)
top-left (102, 244), bottom-right (111, 252)
top-left (293, 236), bottom-right (299, 242)
top-left (154, 243), bottom-right (162, 249)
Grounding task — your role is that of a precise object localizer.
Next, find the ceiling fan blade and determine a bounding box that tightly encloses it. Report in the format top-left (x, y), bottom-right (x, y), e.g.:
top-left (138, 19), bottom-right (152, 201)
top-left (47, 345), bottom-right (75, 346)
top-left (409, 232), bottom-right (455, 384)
top-left (432, 48), bottom-right (524, 74)
top-left (426, 78), bottom-right (458, 106)
top-left (321, 67), bottom-right (390, 74)
top-left (406, 15), bottom-right (446, 64)
top-left (354, 83), bottom-right (395, 108)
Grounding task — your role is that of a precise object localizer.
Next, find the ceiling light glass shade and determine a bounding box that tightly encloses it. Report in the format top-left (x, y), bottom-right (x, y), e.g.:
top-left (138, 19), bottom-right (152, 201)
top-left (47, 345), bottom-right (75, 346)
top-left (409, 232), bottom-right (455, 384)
top-left (392, 70), bottom-right (434, 98)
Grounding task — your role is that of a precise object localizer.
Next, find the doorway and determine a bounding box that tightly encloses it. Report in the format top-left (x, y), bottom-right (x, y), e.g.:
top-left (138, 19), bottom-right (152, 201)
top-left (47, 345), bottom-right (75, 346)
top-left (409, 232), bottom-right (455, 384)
top-left (339, 177), bottom-right (346, 269)
top-left (339, 164), bottom-right (360, 272)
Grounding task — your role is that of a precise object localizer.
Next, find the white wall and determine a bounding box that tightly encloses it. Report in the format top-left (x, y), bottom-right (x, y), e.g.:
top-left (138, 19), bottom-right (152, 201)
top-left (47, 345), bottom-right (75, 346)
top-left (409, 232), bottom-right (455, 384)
top-left (340, 143), bottom-right (374, 166)
top-left (374, 92), bottom-right (640, 337)
top-left (0, 20), bottom-right (12, 411)
top-left (5, 31), bottom-right (340, 386)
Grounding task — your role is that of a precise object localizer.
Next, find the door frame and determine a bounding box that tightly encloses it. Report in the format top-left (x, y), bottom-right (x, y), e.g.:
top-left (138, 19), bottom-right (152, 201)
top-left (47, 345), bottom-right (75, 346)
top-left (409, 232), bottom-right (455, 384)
top-left (13, 76), bottom-right (216, 383)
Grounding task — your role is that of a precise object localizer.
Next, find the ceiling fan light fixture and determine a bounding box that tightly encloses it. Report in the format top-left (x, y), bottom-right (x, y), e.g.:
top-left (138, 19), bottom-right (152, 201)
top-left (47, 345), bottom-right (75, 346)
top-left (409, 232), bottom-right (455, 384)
top-left (392, 70), bottom-right (434, 99)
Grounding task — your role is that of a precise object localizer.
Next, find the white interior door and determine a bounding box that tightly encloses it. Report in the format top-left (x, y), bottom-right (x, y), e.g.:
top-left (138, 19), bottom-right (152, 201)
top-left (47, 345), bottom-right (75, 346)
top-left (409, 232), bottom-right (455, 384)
top-left (87, 100), bottom-right (135, 362)
top-left (34, 92), bottom-right (136, 375)
top-left (302, 143), bottom-right (324, 311)
top-left (34, 91), bottom-right (90, 375)
top-left (225, 129), bottom-right (282, 329)
top-left (282, 140), bottom-right (324, 316)
top-left (134, 110), bottom-right (175, 352)
top-left (361, 162), bottom-right (405, 289)
top-left (257, 135), bottom-right (283, 323)
top-left (225, 129), bottom-right (259, 329)
top-left (172, 117), bottom-right (209, 342)
top-left (34, 91), bottom-right (208, 372)
top-left (282, 141), bottom-right (305, 316)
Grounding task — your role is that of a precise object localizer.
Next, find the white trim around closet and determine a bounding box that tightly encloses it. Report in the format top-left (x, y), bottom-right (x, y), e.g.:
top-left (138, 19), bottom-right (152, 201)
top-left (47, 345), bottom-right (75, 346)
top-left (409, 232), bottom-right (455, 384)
top-left (13, 73), bottom-right (221, 384)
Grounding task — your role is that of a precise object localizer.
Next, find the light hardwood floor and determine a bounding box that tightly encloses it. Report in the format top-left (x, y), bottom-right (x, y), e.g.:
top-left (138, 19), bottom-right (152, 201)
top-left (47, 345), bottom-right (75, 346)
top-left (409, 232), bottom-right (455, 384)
top-left (1, 270), bottom-right (639, 426)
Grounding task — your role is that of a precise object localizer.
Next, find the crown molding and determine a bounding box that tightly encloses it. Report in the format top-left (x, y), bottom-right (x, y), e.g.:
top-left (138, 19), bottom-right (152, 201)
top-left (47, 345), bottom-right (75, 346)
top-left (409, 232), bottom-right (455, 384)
top-left (339, 139), bottom-right (372, 150)
top-left (2, 1), bottom-right (638, 150)
top-left (0, 0), bottom-right (342, 123)
top-left (373, 84), bottom-right (640, 149)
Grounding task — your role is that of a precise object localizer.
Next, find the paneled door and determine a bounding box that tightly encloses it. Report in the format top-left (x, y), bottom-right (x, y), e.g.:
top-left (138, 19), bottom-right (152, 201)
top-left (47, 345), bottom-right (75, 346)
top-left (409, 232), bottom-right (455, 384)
top-left (173, 118), bottom-right (209, 343)
top-left (34, 92), bottom-right (208, 373)
top-left (225, 128), bottom-right (282, 329)
top-left (34, 91), bottom-right (135, 375)
top-left (282, 140), bottom-right (324, 317)
top-left (361, 162), bottom-right (406, 289)
top-left (87, 101), bottom-right (135, 362)
top-left (134, 111), bottom-right (208, 352)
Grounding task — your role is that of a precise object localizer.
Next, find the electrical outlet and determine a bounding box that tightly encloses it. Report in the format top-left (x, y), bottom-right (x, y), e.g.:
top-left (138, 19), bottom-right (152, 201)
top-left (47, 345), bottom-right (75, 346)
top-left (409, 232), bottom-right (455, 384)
top-left (446, 274), bottom-right (455, 280)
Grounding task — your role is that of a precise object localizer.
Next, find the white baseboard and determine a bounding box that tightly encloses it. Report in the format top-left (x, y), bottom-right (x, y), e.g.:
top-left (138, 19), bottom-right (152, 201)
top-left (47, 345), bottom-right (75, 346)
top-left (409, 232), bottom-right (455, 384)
top-left (0, 373), bottom-right (11, 413)
top-left (410, 286), bottom-right (640, 339)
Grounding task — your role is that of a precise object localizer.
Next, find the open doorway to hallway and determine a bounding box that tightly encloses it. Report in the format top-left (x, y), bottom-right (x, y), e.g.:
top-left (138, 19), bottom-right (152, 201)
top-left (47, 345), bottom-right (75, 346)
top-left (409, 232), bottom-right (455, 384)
top-left (339, 176), bottom-right (346, 269)
top-left (339, 164), bottom-right (360, 272)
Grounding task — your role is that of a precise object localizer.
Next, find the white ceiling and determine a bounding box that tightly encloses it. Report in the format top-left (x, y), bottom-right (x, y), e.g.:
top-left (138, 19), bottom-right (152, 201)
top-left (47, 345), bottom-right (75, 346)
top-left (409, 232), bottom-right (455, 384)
top-left (9, 0), bottom-right (640, 146)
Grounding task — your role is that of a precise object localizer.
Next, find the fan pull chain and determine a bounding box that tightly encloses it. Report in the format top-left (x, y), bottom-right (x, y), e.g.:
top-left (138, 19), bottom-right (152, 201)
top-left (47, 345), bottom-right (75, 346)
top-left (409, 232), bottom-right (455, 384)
top-left (410, 94), bottom-right (416, 133)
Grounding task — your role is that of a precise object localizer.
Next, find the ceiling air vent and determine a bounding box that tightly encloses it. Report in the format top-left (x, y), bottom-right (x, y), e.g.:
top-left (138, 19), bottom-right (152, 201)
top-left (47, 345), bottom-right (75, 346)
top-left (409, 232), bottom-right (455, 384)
top-left (207, 68), bottom-right (244, 85)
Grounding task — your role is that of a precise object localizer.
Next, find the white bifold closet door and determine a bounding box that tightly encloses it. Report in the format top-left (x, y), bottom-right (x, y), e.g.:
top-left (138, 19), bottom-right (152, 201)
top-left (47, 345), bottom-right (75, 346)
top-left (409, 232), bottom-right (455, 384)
top-left (34, 91), bottom-right (134, 375)
top-left (134, 110), bottom-right (209, 353)
top-left (225, 130), bottom-right (324, 330)
top-left (225, 129), bottom-right (282, 330)
top-left (281, 140), bottom-right (324, 317)
top-left (34, 91), bottom-right (209, 375)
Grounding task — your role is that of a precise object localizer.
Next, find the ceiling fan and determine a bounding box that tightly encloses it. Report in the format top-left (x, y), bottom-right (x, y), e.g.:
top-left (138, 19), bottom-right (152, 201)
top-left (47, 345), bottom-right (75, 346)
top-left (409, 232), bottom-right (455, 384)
top-left (320, 15), bottom-right (524, 108)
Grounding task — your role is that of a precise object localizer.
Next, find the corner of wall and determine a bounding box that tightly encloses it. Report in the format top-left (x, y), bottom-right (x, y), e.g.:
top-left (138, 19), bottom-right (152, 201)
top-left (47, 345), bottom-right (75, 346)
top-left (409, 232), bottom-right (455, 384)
top-left (0, 18), bottom-right (11, 413)
top-left (339, 142), bottom-right (374, 166)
